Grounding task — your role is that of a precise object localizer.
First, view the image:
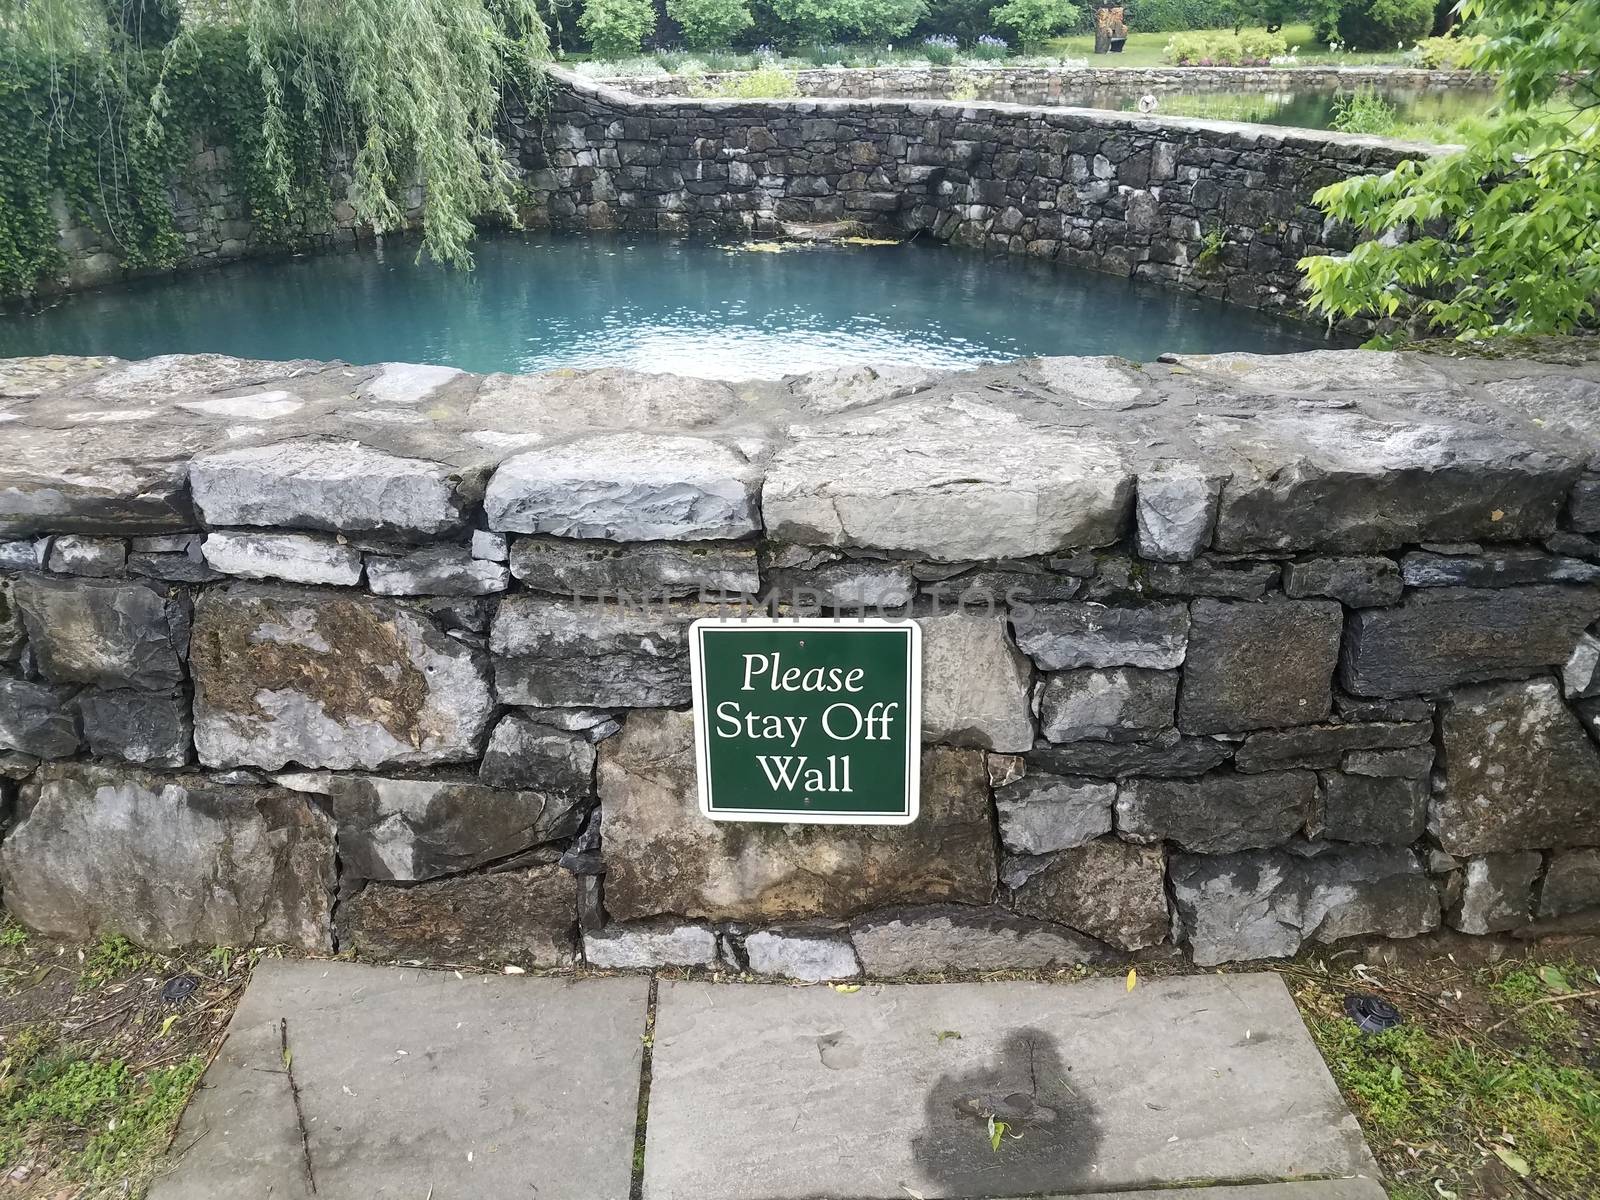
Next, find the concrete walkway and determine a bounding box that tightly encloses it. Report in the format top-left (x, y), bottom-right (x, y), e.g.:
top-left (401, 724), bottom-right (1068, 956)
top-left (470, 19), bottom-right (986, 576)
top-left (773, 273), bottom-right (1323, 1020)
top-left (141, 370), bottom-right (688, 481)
top-left (150, 962), bottom-right (1385, 1200)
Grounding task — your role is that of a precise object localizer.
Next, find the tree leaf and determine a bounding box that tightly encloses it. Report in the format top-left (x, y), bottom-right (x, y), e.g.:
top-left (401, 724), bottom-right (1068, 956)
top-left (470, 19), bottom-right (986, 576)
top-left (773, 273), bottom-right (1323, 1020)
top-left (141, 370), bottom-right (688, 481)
top-left (1492, 1146), bottom-right (1531, 1177)
top-left (1126, 968), bottom-right (1138, 992)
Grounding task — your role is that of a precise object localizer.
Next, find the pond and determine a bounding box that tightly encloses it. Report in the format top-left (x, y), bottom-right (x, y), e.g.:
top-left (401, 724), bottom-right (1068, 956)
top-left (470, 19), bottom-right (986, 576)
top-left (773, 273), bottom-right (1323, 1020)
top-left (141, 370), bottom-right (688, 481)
top-left (1064, 84), bottom-right (1492, 133)
top-left (0, 233), bottom-right (1339, 381)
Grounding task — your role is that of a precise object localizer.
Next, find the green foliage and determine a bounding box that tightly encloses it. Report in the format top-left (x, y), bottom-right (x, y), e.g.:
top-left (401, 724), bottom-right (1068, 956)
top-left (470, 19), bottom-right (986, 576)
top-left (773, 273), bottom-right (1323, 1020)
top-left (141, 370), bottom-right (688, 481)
top-left (1334, 0), bottom-right (1433, 49)
top-left (756, 0), bottom-right (927, 43)
top-left (80, 933), bottom-right (151, 985)
top-left (1163, 25), bottom-right (1285, 59)
top-left (580, 0), bottom-right (656, 56)
top-left (667, 0), bottom-right (755, 48)
top-left (0, 0), bottom-right (550, 294)
top-left (1127, 0), bottom-right (1252, 33)
top-left (1408, 30), bottom-right (1486, 66)
top-left (915, 0), bottom-right (1001, 40)
top-left (1330, 83), bottom-right (1400, 132)
top-left (1301, 0), bottom-right (1600, 341)
top-left (992, 0), bottom-right (1081, 46)
top-left (692, 63), bottom-right (800, 94)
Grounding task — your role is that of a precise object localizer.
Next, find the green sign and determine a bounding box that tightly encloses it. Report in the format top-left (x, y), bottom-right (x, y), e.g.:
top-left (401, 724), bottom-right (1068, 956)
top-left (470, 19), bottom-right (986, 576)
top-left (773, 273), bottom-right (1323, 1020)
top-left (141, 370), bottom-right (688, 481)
top-left (689, 617), bottom-right (922, 825)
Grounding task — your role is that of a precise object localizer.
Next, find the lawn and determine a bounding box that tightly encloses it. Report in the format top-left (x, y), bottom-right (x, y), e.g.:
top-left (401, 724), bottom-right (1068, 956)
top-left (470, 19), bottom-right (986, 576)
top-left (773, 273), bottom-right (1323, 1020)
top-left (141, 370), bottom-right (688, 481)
top-left (1046, 22), bottom-right (1413, 67)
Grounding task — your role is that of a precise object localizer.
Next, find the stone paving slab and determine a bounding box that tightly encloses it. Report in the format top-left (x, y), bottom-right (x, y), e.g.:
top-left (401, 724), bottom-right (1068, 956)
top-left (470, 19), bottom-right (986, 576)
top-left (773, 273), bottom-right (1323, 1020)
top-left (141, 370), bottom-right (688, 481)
top-left (148, 960), bottom-right (648, 1200)
top-left (1058, 1185), bottom-right (1385, 1200)
top-left (643, 973), bottom-right (1378, 1200)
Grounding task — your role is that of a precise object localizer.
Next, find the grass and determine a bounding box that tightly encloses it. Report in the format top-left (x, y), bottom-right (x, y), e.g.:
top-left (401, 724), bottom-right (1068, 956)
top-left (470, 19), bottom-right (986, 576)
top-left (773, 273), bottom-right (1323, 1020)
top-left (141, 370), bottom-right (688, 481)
top-left (1288, 956), bottom-right (1600, 1199)
top-left (1048, 23), bottom-right (1411, 67)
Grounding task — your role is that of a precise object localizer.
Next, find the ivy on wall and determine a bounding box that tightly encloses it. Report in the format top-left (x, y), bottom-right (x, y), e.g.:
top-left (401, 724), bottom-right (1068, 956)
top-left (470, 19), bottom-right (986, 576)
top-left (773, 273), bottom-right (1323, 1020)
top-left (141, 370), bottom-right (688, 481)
top-left (0, 0), bottom-right (551, 298)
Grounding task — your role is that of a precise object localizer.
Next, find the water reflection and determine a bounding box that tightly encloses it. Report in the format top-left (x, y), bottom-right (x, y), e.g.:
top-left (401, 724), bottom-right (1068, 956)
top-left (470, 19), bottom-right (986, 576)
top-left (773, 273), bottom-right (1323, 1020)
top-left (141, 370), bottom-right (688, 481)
top-left (0, 232), bottom-right (1340, 380)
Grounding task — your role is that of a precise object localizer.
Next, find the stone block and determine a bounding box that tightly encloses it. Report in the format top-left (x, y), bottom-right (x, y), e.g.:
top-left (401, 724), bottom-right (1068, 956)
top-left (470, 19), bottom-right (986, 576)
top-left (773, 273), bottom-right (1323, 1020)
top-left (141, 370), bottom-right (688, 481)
top-left (335, 866), bottom-right (575, 965)
top-left (191, 439), bottom-right (484, 539)
top-left (331, 775), bottom-right (586, 882)
top-left (510, 536), bottom-right (758, 597)
top-left (1179, 599), bottom-right (1342, 734)
top-left (917, 611), bottom-right (1033, 753)
top-left (848, 904), bottom-right (1112, 974)
top-left (1117, 771), bottom-right (1313, 853)
top-left (78, 688), bottom-right (191, 766)
top-left (480, 714), bottom-right (596, 793)
top-left (1400, 548), bottom-right (1600, 588)
top-left (744, 927), bottom-right (861, 981)
top-left (491, 596), bottom-right (707, 708)
top-left (1315, 772), bottom-right (1426, 845)
top-left (1450, 852), bottom-right (1541, 933)
top-left (1283, 557), bottom-right (1402, 607)
top-left (0, 762), bottom-right (334, 950)
top-left (1012, 601), bottom-right (1189, 670)
top-left (768, 556), bottom-right (916, 610)
top-left (1539, 848), bottom-right (1600, 918)
top-left (1233, 720), bottom-right (1431, 773)
top-left (365, 544), bottom-right (509, 596)
top-left (1171, 844), bottom-right (1438, 966)
top-left (1026, 730), bottom-right (1232, 778)
top-left (485, 433), bottom-right (761, 541)
top-left (1037, 667), bottom-right (1177, 743)
top-left (1340, 586), bottom-right (1600, 696)
top-left (1434, 678), bottom-right (1600, 854)
top-left (201, 531), bottom-right (364, 586)
top-left (0, 678), bottom-right (81, 758)
top-left (597, 709), bottom-right (996, 922)
top-left (45, 535), bottom-right (126, 577)
top-left (1009, 836), bottom-right (1169, 951)
top-left (14, 575), bottom-right (189, 691)
top-left (1342, 745), bottom-right (1434, 778)
top-left (191, 584), bottom-right (494, 770)
top-left (1134, 468), bottom-right (1222, 561)
top-left (583, 920), bottom-right (719, 968)
top-left (995, 773), bottom-right (1115, 854)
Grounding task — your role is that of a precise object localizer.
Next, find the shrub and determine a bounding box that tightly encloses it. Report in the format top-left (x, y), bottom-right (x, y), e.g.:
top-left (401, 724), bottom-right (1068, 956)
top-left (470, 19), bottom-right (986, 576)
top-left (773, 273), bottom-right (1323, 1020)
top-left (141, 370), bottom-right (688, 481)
top-left (916, 0), bottom-right (1000, 39)
top-left (693, 64), bottom-right (801, 95)
top-left (1163, 27), bottom-right (1285, 62)
top-left (923, 33), bottom-right (959, 61)
top-left (992, 0), bottom-right (1083, 47)
top-left (667, 0), bottom-right (755, 48)
top-left (1408, 31), bottom-right (1486, 67)
top-left (758, 0), bottom-right (925, 43)
top-left (854, 0), bottom-right (931, 39)
top-left (580, 0), bottom-right (656, 59)
top-left (1126, 0), bottom-right (1243, 32)
top-left (1335, 0), bottom-right (1433, 49)
top-left (970, 32), bottom-right (1011, 57)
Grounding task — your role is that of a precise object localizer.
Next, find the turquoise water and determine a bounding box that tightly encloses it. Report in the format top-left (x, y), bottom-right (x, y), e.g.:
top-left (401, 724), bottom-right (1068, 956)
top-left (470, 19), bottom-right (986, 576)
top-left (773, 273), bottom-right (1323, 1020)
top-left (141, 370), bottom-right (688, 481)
top-left (0, 233), bottom-right (1338, 380)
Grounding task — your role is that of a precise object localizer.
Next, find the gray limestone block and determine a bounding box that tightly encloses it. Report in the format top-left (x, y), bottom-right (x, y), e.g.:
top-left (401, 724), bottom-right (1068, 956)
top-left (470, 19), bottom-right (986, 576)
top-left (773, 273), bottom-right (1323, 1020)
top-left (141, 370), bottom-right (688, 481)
top-left (1314, 772), bottom-right (1426, 845)
top-left (13, 574), bottom-right (190, 691)
top-left (1434, 678), bottom-right (1600, 855)
top-left (1134, 467), bottom-right (1223, 562)
top-left (191, 438), bottom-right (486, 539)
top-left (1538, 848), bottom-right (1600, 918)
top-left (767, 557), bottom-right (916, 610)
top-left (1233, 720), bottom-right (1432, 773)
top-left (848, 904), bottom-right (1114, 975)
top-left (1116, 771), bottom-right (1314, 854)
top-left (0, 761), bottom-right (334, 951)
top-left (365, 544), bottom-right (509, 596)
top-left (491, 596), bottom-right (709, 708)
top-left (1141, 557), bottom-right (1281, 601)
top-left (485, 433), bottom-right (761, 541)
top-left (336, 866), bottom-right (576, 966)
top-left (1401, 548), bottom-right (1600, 588)
top-left (1012, 601), bottom-right (1190, 671)
top-left (45, 535), bottom-right (127, 578)
top-left (511, 536), bottom-right (759, 598)
top-left (995, 773), bottom-right (1115, 855)
top-left (917, 610), bottom-right (1034, 753)
top-left (480, 714), bottom-right (596, 793)
top-left (1283, 557), bottom-right (1403, 608)
top-left (78, 688), bottom-right (192, 766)
top-left (1026, 730), bottom-right (1232, 779)
top-left (1170, 844), bottom-right (1438, 966)
top-left (1340, 586), bottom-right (1600, 697)
top-left (1450, 852), bottom-right (1542, 934)
top-left (744, 926), bottom-right (861, 982)
top-left (1561, 630), bottom-right (1600, 700)
top-left (0, 678), bottom-right (82, 758)
top-left (190, 583), bottom-right (495, 771)
top-left (1179, 598), bottom-right (1343, 735)
top-left (1341, 745), bottom-right (1435, 778)
top-left (202, 531), bottom-right (364, 586)
top-left (331, 774), bottom-right (587, 883)
top-left (1009, 837), bottom-right (1169, 952)
top-left (583, 921), bottom-right (719, 968)
top-left (1037, 667), bottom-right (1177, 744)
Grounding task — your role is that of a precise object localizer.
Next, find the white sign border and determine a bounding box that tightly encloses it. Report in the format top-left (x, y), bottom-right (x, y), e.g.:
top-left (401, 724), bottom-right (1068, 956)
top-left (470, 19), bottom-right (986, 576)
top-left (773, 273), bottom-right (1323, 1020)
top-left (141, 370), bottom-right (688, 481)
top-left (688, 615), bottom-right (922, 826)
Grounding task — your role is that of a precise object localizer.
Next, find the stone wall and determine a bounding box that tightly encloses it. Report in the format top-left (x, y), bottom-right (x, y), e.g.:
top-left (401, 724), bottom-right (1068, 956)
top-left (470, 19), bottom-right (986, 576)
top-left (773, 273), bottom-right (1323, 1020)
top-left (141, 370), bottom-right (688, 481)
top-left (3, 347), bottom-right (1600, 975)
top-left (608, 64), bottom-right (1493, 104)
top-left (519, 70), bottom-right (1438, 314)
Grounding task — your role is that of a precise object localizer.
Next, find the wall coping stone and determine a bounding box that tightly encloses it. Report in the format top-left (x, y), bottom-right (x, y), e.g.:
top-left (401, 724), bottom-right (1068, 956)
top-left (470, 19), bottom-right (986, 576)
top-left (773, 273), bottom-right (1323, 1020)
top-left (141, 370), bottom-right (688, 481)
top-left (3, 346), bottom-right (1598, 561)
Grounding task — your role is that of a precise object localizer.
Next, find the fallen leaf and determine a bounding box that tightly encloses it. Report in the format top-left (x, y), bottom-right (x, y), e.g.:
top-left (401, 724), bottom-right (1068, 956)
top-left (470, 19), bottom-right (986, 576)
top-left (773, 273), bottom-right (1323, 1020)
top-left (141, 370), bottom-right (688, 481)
top-left (935, 1030), bottom-right (962, 1044)
top-left (1126, 968), bottom-right (1138, 992)
top-left (503, 964), bottom-right (525, 975)
top-left (1492, 1146), bottom-right (1530, 1177)
top-left (1537, 965), bottom-right (1572, 994)
top-left (832, 983), bottom-right (862, 994)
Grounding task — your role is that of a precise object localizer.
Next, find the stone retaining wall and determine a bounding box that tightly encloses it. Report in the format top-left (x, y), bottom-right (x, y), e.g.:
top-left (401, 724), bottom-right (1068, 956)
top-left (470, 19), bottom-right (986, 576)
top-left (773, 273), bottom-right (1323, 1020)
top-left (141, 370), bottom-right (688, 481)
top-left (607, 64), bottom-right (1492, 104)
top-left (3, 347), bottom-right (1600, 974)
top-left (520, 70), bottom-right (1438, 315)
